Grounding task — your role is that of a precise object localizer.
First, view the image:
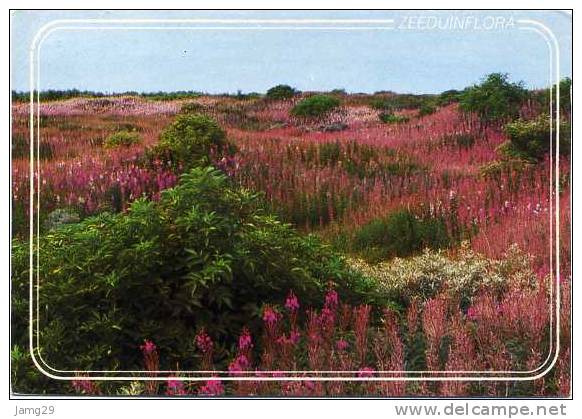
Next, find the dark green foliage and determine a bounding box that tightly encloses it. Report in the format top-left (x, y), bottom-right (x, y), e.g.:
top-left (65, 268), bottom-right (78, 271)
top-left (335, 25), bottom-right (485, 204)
top-left (265, 84), bottom-right (297, 100)
top-left (11, 90), bottom-right (204, 103)
top-left (418, 102), bottom-right (437, 117)
top-left (106, 183), bottom-right (124, 213)
top-left (502, 114), bottom-right (571, 161)
top-left (354, 210), bottom-right (450, 259)
top-left (318, 142), bottom-right (342, 165)
top-left (379, 112), bottom-right (409, 124)
top-left (233, 90), bottom-right (261, 100)
top-left (330, 88), bottom-right (347, 96)
top-left (370, 98), bottom-right (395, 111)
top-left (113, 122), bottom-right (142, 132)
top-left (154, 113), bottom-right (231, 169)
top-left (11, 166), bottom-right (375, 383)
top-left (140, 91), bottom-right (203, 101)
top-left (405, 328), bottom-right (428, 372)
top-left (295, 141), bottom-right (422, 182)
top-left (459, 73), bottom-right (527, 123)
top-left (291, 95), bottom-right (340, 118)
top-left (12, 89), bottom-right (106, 102)
top-left (558, 77), bottom-right (572, 116)
top-left (378, 112), bottom-right (409, 124)
top-left (103, 130), bottom-right (141, 148)
top-left (370, 94), bottom-right (436, 111)
top-left (533, 77), bottom-right (572, 117)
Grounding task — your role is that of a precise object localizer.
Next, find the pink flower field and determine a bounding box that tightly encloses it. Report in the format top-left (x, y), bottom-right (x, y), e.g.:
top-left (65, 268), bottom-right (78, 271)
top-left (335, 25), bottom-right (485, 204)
top-left (11, 89), bottom-right (571, 397)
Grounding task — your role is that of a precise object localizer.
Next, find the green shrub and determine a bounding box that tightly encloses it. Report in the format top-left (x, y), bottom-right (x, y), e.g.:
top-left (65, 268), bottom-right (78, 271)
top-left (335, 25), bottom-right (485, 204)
top-left (480, 158), bottom-right (530, 179)
top-left (104, 130), bottom-right (141, 148)
top-left (154, 114), bottom-right (230, 169)
top-left (180, 101), bottom-right (205, 114)
top-left (291, 95), bottom-right (340, 118)
top-left (265, 84), bottom-right (297, 100)
top-left (370, 94), bottom-right (432, 111)
top-left (533, 77), bottom-right (572, 116)
top-left (502, 114), bottom-right (571, 161)
top-left (379, 112), bottom-right (409, 124)
top-left (418, 102), bottom-right (437, 117)
top-left (370, 98), bottom-right (394, 111)
top-left (353, 210), bottom-right (450, 260)
top-left (140, 91), bottom-right (202, 101)
top-left (348, 243), bottom-right (537, 305)
top-left (459, 73), bottom-right (527, 124)
top-left (11, 166), bottom-right (376, 383)
top-left (437, 89), bottom-right (462, 106)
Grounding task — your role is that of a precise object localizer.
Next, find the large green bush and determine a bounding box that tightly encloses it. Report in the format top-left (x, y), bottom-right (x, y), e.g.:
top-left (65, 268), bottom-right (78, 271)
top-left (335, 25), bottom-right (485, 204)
top-left (154, 113), bottom-right (230, 169)
top-left (11, 166), bottom-right (376, 384)
top-left (291, 95), bottom-right (340, 118)
top-left (459, 73), bottom-right (527, 124)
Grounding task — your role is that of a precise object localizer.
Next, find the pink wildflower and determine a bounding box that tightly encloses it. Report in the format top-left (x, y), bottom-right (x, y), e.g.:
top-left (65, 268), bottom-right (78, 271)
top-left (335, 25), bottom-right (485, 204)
top-left (285, 290), bottom-right (300, 312)
top-left (262, 306), bottom-right (280, 328)
top-left (238, 327), bottom-right (253, 352)
top-left (195, 330), bottom-right (213, 354)
top-left (228, 354), bottom-right (250, 373)
top-left (72, 379), bottom-right (97, 395)
top-left (324, 289), bottom-right (339, 309)
top-left (198, 379), bottom-right (225, 396)
top-left (140, 339), bottom-right (157, 355)
top-left (466, 306), bottom-right (477, 321)
top-left (358, 367), bottom-right (375, 378)
top-left (336, 339), bottom-right (349, 351)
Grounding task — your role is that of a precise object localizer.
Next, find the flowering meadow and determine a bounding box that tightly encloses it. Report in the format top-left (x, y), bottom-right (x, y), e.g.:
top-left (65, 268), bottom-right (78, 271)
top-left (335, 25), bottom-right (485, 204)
top-left (11, 82), bottom-right (571, 397)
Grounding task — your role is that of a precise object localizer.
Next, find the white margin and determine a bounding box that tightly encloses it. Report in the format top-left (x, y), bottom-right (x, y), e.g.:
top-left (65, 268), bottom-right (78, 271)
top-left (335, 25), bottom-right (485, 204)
top-left (25, 16), bottom-right (564, 382)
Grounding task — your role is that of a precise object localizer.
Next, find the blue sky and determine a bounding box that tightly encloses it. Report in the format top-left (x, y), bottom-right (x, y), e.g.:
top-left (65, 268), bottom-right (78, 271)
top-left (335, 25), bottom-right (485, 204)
top-left (11, 10), bottom-right (572, 94)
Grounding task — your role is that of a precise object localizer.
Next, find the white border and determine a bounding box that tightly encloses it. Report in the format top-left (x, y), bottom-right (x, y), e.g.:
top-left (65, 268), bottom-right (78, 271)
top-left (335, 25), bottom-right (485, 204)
top-left (26, 17), bottom-right (562, 382)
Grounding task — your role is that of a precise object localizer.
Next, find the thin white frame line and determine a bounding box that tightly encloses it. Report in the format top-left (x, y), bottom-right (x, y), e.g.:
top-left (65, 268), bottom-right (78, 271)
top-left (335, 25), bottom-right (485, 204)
top-left (508, 25), bottom-right (556, 376)
top-left (28, 19), bottom-right (561, 380)
top-left (29, 20), bottom-right (560, 379)
top-left (26, 17), bottom-right (562, 382)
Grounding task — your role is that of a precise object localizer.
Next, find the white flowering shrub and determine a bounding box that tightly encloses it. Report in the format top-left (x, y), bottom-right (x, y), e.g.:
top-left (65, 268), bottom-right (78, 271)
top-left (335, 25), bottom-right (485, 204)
top-left (348, 243), bottom-right (537, 305)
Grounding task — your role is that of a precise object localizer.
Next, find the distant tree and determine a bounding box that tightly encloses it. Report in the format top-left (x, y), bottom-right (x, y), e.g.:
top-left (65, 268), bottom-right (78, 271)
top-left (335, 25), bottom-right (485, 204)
top-left (437, 89), bottom-right (462, 106)
top-left (330, 88), bottom-right (347, 95)
top-left (459, 73), bottom-right (527, 124)
top-left (265, 84), bottom-right (297, 100)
